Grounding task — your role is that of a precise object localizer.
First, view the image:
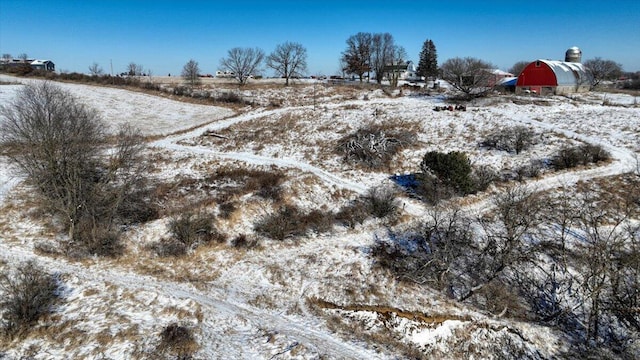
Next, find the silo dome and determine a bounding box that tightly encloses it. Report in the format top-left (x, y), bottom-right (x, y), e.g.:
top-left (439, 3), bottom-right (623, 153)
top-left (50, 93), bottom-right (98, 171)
top-left (565, 46), bottom-right (582, 63)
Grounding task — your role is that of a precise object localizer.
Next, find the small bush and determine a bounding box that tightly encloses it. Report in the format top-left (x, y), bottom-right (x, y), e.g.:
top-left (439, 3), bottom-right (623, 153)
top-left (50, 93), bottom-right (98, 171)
top-left (515, 160), bottom-right (545, 180)
top-left (334, 200), bottom-right (370, 228)
top-left (72, 219), bottom-right (124, 258)
top-left (412, 173), bottom-right (459, 204)
top-left (254, 205), bottom-right (333, 240)
top-left (156, 322), bottom-right (198, 359)
top-left (550, 144), bottom-right (611, 170)
top-left (173, 86), bottom-right (190, 96)
top-left (471, 165), bottom-right (498, 192)
top-left (209, 168), bottom-right (285, 202)
top-left (363, 186), bottom-right (400, 219)
top-left (0, 261), bottom-right (61, 337)
top-left (169, 212), bottom-right (224, 247)
top-left (154, 212), bottom-right (225, 256)
top-left (218, 202), bottom-right (236, 219)
top-left (151, 238), bottom-right (188, 257)
top-left (247, 171), bottom-right (284, 201)
top-left (580, 143), bottom-right (611, 163)
top-left (481, 126), bottom-right (537, 154)
top-left (421, 151), bottom-right (474, 195)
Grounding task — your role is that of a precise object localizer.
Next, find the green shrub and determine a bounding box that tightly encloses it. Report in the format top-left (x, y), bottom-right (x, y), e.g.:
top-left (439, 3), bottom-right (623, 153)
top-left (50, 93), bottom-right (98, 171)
top-left (421, 151), bottom-right (474, 195)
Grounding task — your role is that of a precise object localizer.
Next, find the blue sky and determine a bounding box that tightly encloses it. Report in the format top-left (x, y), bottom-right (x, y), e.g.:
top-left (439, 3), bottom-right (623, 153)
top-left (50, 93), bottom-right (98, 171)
top-left (1, 0), bottom-right (639, 76)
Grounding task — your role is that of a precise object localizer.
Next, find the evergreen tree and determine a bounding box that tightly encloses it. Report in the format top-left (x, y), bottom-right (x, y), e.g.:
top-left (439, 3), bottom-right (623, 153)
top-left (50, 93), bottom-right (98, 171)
top-left (417, 39), bottom-right (438, 81)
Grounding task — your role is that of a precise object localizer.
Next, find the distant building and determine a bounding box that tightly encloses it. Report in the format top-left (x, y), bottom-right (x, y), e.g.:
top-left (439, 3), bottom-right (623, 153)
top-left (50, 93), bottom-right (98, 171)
top-left (515, 47), bottom-right (591, 95)
top-left (381, 61), bottom-right (423, 82)
top-left (484, 69), bottom-right (514, 87)
top-left (29, 59), bottom-right (55, 71)
top-left (215, 70), bottom-right (235, 78)
top-left (0, 58), bottom-right (55, 72)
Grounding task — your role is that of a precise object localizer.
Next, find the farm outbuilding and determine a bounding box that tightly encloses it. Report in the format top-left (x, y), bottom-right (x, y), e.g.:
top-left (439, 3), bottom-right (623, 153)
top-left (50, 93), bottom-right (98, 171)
top-left (516, 59), bottom-right (592, 95)
top-left (516, 47), bottom-right (592, 95)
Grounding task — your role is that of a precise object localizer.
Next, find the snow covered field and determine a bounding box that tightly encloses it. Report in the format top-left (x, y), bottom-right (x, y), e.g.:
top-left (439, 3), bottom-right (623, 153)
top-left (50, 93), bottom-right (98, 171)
top-left (0, 75), bottom-right (639, 359)
top-left (0, 75), bottom-right (235, 136)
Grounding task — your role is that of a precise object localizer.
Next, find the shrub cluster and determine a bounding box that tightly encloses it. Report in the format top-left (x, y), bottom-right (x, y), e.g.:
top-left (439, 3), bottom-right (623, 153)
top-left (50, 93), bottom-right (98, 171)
top-left (153, 212), bottom-right (225, 256)
top-left (208, 168), bottom-right (285, 202)
top-left (335, 186), bottom-right (401, 227)
top-left (550, 144), bottom-right (611, 170)
top-left (480, 126), bottom-right (537, 154)
top-left (371, 209), bottom-right (476, 292)
top-left (0, 261), bottom-right (61, 338)
top-left (254, 205), bottom-right (334, 241)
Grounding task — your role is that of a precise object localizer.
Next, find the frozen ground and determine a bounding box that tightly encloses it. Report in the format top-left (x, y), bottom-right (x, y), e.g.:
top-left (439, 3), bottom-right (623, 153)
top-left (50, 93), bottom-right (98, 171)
top-left (0, 75), bottom-right (639, 359)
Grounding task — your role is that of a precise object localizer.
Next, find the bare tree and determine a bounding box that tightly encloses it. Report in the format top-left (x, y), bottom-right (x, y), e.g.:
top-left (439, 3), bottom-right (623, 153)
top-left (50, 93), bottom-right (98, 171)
top-left (17, 53), bottom-right (28, 62)
top-left (371, 33), bottom-right (394, 84)
top-left (463, 186), bottom-right (545, 301)
top-left (126, 62), bottom-right (144, 76)
top-left (341, 32), bottom-right (372, 82)
top-left (508, 60), bottom-right (530, 76)
top-left (440, 57), bottom-right (496, 98)
top-left (584, 57), bottom-right (623, 87)
top-left (0, 82), bottom-right (149, 256)
top-left (386, 46), bottom-right (408, 87)
top-left (571, 189), bottom-right (635, 344)
top-left (219, 47), bottom-right (264, 85)
top-left (181, 59), bottom-right (201, 87)
top-left (88, 62), bottom-right (103, 76)
top-left (266, 42), bottom-right (307, 86)
top-left (1, 53), bottom-right (11, 62)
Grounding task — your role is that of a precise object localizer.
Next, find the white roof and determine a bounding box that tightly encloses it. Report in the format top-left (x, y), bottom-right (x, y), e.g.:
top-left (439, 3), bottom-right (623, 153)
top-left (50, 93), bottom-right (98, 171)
top-left (30, 59), bottom-right (52, 65)
top-left (490, 69), bottom-right (513, 76)
top-left (537, 59), bottom-right (591, 86)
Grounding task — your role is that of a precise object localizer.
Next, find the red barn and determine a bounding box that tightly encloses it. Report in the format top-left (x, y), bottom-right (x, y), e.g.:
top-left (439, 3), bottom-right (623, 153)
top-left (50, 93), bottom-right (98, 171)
top-left (516, 59), bottom-right (591, 95)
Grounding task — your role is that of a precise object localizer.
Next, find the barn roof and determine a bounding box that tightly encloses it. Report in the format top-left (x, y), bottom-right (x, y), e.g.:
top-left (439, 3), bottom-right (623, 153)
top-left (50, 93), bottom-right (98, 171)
top-left (537, 59), bottom-right (591, 86)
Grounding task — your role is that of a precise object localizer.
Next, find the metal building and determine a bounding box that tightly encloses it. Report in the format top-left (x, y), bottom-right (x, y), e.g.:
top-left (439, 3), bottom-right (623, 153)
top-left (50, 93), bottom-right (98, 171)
top-left (515, 48), bottom-right (592, 95)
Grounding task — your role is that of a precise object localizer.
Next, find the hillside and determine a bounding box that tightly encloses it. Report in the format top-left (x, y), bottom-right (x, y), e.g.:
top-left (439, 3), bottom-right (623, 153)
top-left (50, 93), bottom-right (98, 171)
top-left (0, 74), bottom-right (639, 359)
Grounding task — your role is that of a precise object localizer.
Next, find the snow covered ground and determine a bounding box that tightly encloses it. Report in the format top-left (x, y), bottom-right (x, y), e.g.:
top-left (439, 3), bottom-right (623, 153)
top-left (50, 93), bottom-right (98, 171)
top-left (0, 75), bottom-right (639, 359)
top-left (0, 74), bottom-right (235, 136)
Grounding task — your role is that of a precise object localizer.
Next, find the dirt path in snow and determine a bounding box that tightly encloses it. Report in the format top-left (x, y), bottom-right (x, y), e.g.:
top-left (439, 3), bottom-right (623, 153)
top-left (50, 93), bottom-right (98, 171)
top-left (152, 99), bottom-right (639, 218)
top-left (0, 240), bottom-right (379, 359)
